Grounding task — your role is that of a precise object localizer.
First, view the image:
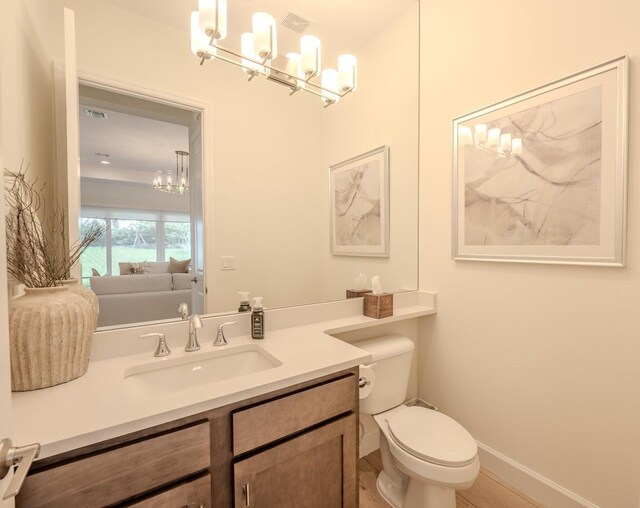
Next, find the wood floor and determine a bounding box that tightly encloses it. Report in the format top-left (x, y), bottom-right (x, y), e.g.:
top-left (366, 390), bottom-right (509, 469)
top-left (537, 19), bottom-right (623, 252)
top-left (359, 450), bottom-right (542, 508)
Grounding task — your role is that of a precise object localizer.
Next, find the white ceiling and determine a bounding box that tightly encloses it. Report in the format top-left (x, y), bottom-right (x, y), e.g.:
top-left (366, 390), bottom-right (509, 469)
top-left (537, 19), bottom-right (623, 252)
top-left (79, 101), bottom-right (189, 182)
top-left (102, 0), bottom-right (415, 64)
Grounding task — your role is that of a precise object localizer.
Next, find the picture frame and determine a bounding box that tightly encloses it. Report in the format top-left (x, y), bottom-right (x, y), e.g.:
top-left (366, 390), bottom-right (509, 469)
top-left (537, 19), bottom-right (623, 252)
top-left (452, 56), bottom-right (628, 266)
top-left (330, 146), bottom-right (390, 257)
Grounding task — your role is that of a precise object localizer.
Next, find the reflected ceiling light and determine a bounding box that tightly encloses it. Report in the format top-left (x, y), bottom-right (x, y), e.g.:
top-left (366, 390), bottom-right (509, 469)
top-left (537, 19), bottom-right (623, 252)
top-left (459, 125), bottom-right (523, 158)
top-left (96, 152), bottom-right (110, 165)
top-left (153, 150), bottom-right (190, 195)
top-left (191, 5), bottom-right (357, 107)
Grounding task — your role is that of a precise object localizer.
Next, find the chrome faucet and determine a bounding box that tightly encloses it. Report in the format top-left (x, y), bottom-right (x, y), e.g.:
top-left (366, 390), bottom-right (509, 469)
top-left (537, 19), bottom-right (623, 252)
top-left (214, 321), bottom-right (237, 346)
top-left (178, 302), bottom-right (189, 320)
top-left (139, 332), bottom-right (171, 357)
top-left (185, 314), bottom-right (203, 352)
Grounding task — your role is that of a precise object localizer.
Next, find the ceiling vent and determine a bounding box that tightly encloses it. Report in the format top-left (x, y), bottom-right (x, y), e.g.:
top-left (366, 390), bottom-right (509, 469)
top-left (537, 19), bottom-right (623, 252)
top-left (84, 108), bottom-right (108, 119)
top-left (281, 12), bottom-right (310, 34)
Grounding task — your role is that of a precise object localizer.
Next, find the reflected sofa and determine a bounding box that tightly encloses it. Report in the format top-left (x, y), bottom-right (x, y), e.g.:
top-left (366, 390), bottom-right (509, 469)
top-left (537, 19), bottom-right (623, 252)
top-left (90, 262), bottom-right (192, 327)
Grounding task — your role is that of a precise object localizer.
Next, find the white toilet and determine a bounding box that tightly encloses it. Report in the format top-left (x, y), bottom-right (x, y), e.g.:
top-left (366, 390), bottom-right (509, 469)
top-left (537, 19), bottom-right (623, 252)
top-left (357, 335), bottom-right (479, 508)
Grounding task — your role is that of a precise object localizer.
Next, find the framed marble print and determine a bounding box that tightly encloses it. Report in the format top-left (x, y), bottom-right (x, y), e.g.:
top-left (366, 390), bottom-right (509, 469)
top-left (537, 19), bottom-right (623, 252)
top-left (453, 56), bottom-right (628, 266)
top-left (330, 146), bottom-right (390, 257)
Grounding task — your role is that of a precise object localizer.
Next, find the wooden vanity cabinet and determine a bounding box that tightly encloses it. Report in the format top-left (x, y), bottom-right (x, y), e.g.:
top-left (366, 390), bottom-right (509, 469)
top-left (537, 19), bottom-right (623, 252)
top-left (126, 474), bottom-right (212, 508)
top-left (17, 367), bottom-right (358, 508)
top-left (233, 414), bottom-right (357, 508)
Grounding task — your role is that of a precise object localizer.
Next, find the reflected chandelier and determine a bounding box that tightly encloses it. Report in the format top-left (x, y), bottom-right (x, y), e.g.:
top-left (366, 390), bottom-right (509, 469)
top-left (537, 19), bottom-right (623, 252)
top-left (190, 0), bottom-right (358, 107)
top-left (458, 124), bottom-right (523, 158)
top-left (153, 150), bottom-right (190, 194)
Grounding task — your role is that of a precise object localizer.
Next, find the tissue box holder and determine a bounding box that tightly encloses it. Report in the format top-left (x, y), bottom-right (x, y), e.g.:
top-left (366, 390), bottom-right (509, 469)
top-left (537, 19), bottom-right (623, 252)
top-left (363, 293), bottom-right (393, 319)
top-left (346, 289), bottom-right (373, 299)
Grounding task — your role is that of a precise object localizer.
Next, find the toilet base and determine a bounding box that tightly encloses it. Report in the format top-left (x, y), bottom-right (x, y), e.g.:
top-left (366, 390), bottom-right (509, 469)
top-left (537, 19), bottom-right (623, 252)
top-left (404, 479), bottom-right (456, 508)
top-left (376, 469), bottom-right (457, 508)
top-left (376, 470), bottom-right (406, 508)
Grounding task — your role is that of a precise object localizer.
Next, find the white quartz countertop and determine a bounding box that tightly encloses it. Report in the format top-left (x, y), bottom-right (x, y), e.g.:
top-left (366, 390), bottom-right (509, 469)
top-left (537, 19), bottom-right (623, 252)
top-left (11, 291), bottom-right (436, 459)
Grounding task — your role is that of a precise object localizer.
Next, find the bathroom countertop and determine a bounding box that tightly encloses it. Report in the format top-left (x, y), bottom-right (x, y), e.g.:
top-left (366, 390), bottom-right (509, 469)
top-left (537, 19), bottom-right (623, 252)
top-left (11, 291), bottom-right (436, 459)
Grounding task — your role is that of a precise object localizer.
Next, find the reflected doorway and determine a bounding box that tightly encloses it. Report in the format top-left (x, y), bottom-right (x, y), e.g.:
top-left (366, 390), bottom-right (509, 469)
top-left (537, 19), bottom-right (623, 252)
top-left (77, 85), bottom-right (205, 328)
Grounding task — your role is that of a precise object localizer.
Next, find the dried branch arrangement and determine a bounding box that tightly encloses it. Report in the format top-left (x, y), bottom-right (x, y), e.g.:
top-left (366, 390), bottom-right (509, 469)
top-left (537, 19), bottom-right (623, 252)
top-left (4, 165), bottom-right (105, 288)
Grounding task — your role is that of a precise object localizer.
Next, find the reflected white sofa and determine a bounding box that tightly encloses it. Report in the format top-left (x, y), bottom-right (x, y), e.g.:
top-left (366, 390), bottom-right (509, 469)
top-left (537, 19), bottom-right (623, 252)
top-left (90, 272), bottom-right (192, 327)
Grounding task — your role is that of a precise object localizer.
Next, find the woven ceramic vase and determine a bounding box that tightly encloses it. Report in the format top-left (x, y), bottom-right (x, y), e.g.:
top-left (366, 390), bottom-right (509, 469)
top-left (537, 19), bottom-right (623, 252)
top-left (59, 279), bottom-right (99, 330)
top-left (9, 286), bottom-right (94, 391)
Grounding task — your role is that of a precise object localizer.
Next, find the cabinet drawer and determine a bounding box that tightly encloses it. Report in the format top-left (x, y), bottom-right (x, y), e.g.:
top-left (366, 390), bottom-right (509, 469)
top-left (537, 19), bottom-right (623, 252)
top-left (18, 422), bottom-right (210, 508)
top-left (233, 375), bottom-right (356, 455)
top-left (127, 474), bottom-right (211, 508)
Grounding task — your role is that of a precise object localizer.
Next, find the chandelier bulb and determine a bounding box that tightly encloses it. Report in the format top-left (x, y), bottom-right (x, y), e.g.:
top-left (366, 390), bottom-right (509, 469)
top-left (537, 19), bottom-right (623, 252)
top-left (252, 12), bottom-right (277, 61)
top-left (300, 35), bottom-right (321, 79)
top-left (487, 128), bottom-right (501, 148)
top-left (338, 54), bottom-right (357, 93)
top-left (241, 32), bottom-right (263, 74)
top-left (321, 69), bottom-right (340, 106)
top-left (474, 124), bottom-right (487, 145)
top-left (199, 0), bottom-right (227, 40)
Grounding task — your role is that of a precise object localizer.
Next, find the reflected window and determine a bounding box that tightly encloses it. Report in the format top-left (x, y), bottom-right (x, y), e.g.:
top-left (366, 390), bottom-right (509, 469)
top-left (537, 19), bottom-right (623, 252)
top-left (80, 213), bottom-right (191, 285)
top-left (110, 219), bottom-right (157, 275)
top-left (165, 222), bottom-right (191, 261)
top-left (80, 218), bottom-right (107, 284)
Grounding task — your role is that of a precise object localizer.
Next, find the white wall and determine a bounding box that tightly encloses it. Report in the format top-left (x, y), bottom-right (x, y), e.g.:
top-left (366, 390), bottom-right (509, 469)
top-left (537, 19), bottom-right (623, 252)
top-left (81, 178), bottom-right (190, 215)
top-left (320, 5), bottom-right (419, 300)
top-left (418, 1), bottom-right (640, 506)
top-left (2, 0), bottom-right (64, 296)
top-left (1, 0), bottom-right (58, 212)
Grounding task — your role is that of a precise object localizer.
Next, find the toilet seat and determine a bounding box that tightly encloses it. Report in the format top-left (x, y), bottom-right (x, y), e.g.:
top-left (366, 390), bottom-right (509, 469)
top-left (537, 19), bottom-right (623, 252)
top-left (386, 406), bottom-right (477, 467)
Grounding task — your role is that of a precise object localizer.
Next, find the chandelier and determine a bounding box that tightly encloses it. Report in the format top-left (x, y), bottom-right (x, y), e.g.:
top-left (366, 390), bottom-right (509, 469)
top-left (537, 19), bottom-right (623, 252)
top-left (153, 150), bottom-right (190, 194)
top-left (191, 0), bottom-right (358, 107)
top-left (458, 124), bottom-right (523, 158)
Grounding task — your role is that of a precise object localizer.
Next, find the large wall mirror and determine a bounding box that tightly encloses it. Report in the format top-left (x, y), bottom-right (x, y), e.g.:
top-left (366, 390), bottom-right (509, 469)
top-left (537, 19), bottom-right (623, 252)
top-left (20, 0), bottom-right (420, 329)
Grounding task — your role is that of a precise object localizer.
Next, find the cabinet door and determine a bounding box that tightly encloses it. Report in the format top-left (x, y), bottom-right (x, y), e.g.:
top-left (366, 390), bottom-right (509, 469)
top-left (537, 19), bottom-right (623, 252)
top-left (233, 414), bottom-right (357, 508)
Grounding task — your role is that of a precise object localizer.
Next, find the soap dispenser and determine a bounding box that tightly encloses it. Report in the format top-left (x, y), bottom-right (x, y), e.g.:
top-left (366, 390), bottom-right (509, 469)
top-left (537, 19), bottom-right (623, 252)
top-left (238, 292), bottom-right (251, 313)
top-left (251, 297), bottom-right (264, 339)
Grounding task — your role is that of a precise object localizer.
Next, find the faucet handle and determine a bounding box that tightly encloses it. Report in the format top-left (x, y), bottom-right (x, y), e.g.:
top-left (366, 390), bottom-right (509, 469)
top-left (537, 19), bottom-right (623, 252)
top-left (214, 321), bottom-right (237, 347)
top-left (185, 314), bottom-right (203, 352)
top-left (178, 302), bottom-right (189, 320)
top-left (139, 333), bottom-right (171, 357)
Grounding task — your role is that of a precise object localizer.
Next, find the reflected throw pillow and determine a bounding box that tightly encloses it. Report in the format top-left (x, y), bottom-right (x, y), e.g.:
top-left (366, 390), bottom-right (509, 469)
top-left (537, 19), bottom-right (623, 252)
top-left (91, 268), bottom-right (101, 276)
top-left (169, 257), bottom-right (191, 274)
top-left (119, 262), bottom-right (150, 275)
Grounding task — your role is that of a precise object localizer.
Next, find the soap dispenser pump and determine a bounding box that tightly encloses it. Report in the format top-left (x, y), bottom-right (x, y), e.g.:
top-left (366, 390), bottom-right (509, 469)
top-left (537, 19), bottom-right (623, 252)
top-left (238, 292), bottom-right (251, 312)
top-left (251, 297), bottom-right (264, 339)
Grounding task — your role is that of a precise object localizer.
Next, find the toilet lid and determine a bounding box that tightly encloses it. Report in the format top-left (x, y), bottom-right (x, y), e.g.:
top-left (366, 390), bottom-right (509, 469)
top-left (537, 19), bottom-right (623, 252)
top-left (387, 407), bottom-right (477, 467)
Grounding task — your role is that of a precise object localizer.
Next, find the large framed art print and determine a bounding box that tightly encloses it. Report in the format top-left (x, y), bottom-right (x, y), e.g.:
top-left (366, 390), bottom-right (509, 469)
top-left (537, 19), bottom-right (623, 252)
top-left (453, 56), bottom-right (628, 266)
top-left (330, 146), bottom-right (390, 257)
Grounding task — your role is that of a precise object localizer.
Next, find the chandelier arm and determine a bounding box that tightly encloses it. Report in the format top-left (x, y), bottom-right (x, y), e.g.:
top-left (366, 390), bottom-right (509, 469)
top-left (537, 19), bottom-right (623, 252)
top-left (202, 43), bottom-right (351, 99)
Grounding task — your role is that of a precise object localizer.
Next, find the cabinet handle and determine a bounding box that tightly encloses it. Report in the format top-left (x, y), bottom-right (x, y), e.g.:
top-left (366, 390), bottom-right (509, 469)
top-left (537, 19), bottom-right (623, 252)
top-left (243, 483), bottom-right (251, 506)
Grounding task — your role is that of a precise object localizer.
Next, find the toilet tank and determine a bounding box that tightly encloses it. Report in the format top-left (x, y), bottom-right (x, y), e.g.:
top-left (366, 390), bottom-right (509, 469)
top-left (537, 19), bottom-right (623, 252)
top-left (356, 334), bottom-right (414, 415)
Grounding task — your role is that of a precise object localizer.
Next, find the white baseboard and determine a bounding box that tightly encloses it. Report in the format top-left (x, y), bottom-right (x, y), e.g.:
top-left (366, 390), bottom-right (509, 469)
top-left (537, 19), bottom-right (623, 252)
top-left (476, 441), bottom-right (599, 508)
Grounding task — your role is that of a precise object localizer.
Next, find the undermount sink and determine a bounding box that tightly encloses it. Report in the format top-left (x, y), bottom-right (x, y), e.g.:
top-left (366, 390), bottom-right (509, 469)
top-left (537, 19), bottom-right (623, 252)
top-left (124, 344), bottom-right (282, 391)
